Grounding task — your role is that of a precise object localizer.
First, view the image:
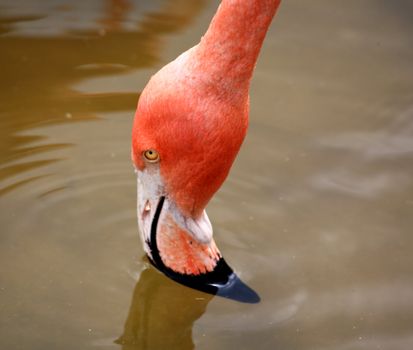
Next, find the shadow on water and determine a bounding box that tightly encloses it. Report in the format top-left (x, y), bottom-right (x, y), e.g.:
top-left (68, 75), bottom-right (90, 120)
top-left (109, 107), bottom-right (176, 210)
top-left (116, 265), bottom-right (213, 350)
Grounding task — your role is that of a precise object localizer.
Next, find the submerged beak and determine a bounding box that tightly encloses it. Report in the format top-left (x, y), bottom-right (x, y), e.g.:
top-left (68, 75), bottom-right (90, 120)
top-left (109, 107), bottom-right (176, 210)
top-left (136, 168), bottom-right (260, 303)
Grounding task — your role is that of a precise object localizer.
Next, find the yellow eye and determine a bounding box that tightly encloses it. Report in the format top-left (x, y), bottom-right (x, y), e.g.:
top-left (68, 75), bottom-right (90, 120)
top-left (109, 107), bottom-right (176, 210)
top-left (143, 149), bottom-right (160, 163)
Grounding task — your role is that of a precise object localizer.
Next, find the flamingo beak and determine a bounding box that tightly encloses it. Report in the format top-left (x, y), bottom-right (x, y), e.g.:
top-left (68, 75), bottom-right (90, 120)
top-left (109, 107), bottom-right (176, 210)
top-left (136, 167), bottom-right (218, 270)
top-left (136, 167), bottom-right (260, 303)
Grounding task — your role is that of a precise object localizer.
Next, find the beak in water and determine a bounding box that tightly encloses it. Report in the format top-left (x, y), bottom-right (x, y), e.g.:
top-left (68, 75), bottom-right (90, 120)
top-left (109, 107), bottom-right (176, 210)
top-left (137, 167), bottom-right (260, 303)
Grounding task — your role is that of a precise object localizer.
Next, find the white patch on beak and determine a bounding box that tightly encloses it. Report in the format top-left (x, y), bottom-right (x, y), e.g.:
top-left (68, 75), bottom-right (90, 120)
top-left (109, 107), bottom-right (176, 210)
top-left (186, 210), bottom-right (213, 244)
top-left (136, 167), bottom-right (164, 258)
top-left (136, 166), bottom-right (214, 256)
top-left (167, 203), bottom-right (213, 244)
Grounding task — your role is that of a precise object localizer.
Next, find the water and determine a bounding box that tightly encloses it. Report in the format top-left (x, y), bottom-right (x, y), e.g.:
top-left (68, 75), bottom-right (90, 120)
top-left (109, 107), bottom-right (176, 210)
top-left (1, 1), bottom-right (412, 349)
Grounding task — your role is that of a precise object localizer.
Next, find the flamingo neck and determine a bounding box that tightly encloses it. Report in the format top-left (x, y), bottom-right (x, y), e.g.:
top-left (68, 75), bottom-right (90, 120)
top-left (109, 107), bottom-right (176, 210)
top-left (193, 0), bottom-right (281, 94)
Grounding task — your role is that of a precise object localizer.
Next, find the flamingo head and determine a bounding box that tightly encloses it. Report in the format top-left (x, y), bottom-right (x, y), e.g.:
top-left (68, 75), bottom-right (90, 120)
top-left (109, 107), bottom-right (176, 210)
top-left (131, 49), bottom-right (249, 284)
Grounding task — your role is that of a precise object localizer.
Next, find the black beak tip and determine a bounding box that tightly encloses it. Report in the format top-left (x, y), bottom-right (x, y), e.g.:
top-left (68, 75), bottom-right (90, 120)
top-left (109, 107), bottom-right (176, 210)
top-left (152, 256), bottom-right (261, 304)
top-left (215, 271), bottom-right (261, 303)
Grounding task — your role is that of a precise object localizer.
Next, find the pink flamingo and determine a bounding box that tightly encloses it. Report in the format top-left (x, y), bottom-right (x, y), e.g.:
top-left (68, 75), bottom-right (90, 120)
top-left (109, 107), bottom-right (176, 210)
top-left (132, 0), bottom-right (281, 302)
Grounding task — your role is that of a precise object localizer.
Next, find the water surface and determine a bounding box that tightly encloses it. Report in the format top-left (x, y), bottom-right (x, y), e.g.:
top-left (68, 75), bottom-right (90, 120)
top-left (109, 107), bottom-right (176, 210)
top-left (1, 1), bottom-right (413, 349)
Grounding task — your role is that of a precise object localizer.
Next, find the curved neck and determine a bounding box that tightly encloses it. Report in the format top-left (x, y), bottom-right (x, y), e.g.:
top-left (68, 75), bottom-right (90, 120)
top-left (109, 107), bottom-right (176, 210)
top-left (193, 0), bottom-right (281, 93)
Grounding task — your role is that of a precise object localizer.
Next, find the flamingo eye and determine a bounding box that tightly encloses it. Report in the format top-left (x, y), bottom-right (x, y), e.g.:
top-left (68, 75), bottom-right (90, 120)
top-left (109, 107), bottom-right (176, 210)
top-left (143, 149), bottom-right (160, 163)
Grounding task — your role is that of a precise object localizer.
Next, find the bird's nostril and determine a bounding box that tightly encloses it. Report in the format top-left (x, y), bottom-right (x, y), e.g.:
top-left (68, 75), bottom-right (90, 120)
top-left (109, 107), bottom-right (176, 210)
top-left (142, 200), bottom-right (151, 219)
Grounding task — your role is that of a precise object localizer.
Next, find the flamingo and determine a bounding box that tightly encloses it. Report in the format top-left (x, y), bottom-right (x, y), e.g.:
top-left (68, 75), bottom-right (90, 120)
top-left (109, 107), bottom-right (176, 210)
top-left (131, 0), bottom-right (281, 302)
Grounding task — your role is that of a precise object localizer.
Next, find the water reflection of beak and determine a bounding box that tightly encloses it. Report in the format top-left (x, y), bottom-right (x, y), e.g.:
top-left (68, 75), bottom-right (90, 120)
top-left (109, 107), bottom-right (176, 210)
top-left (115, 265), bottom-right (213, 349)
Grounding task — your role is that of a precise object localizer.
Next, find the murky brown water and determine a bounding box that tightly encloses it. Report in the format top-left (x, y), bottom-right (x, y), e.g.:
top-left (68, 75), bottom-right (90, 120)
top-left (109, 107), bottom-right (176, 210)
top-left (1, 1), bottom-right (413, 349)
